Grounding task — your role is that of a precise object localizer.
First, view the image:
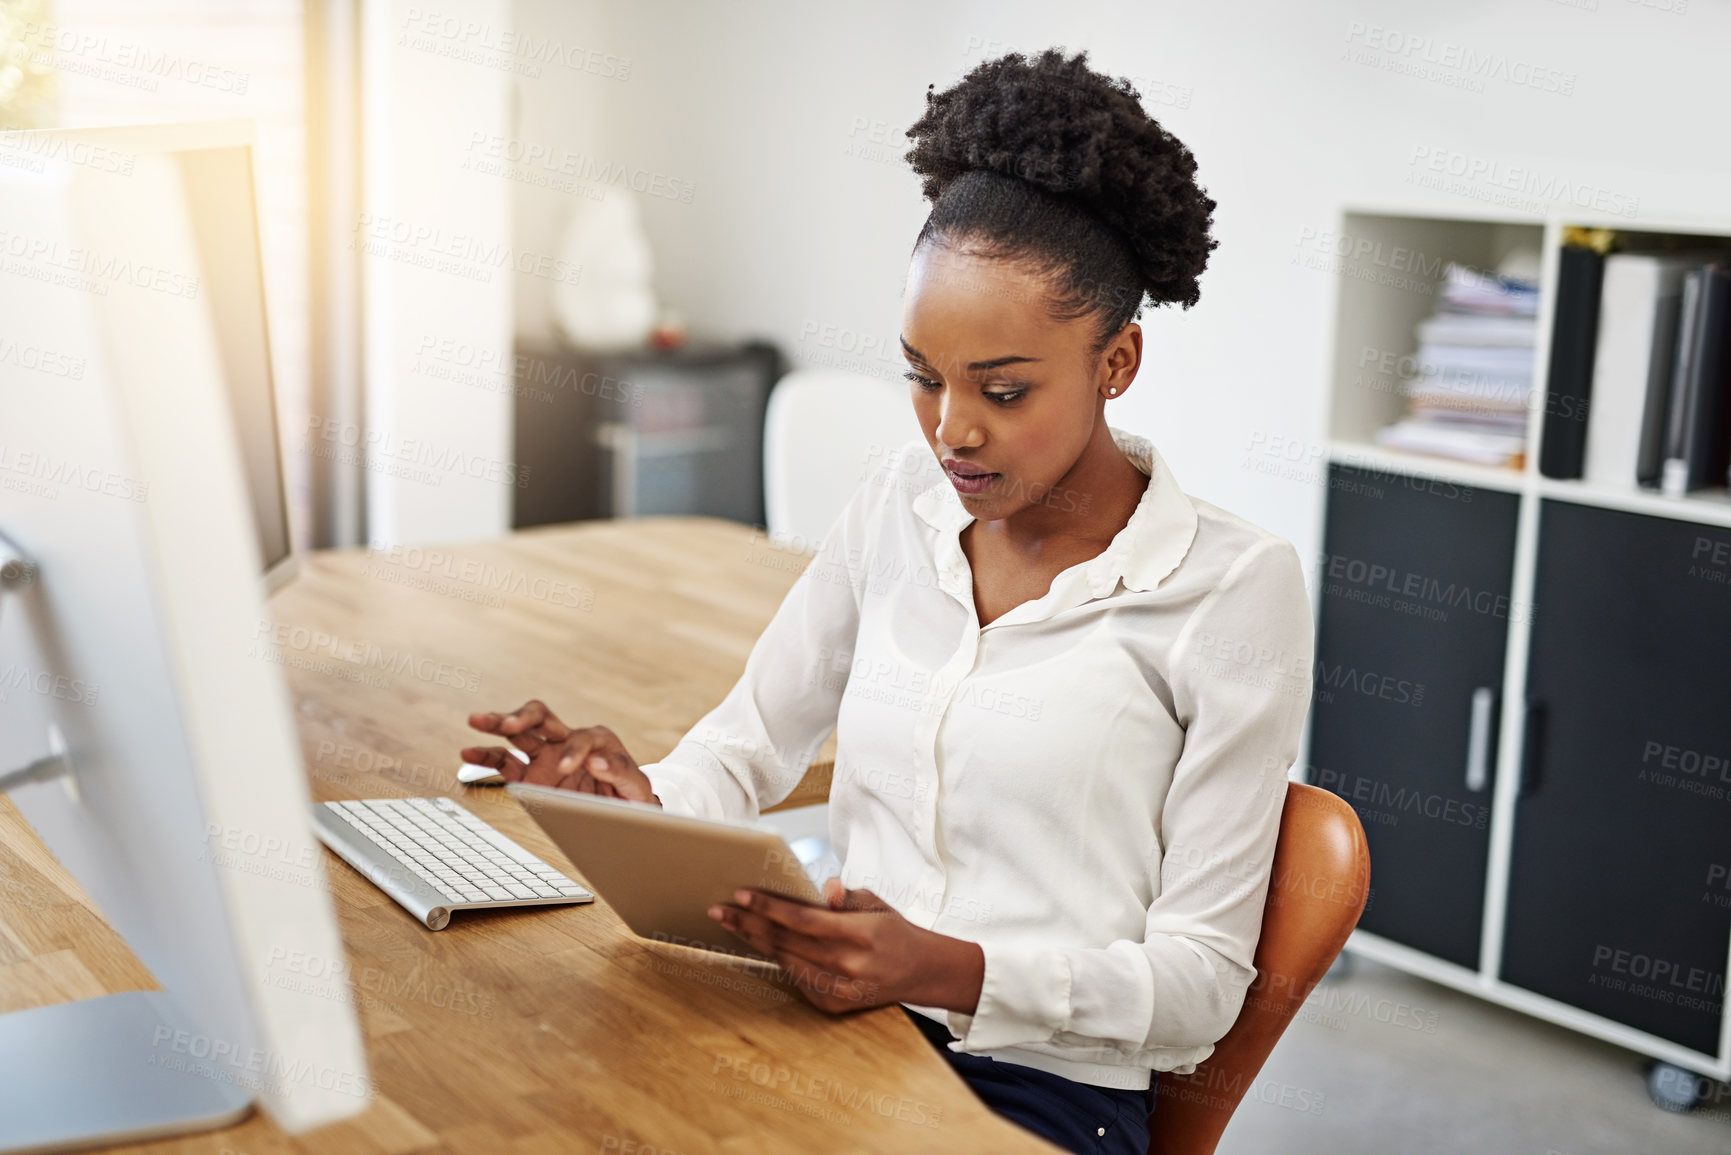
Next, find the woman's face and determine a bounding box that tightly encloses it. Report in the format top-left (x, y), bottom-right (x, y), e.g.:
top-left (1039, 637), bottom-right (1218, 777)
top-left (899, 242), bottom-right (1139, 521)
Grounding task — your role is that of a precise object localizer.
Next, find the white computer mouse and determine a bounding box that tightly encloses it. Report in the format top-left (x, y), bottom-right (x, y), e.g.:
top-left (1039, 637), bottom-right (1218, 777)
top-left (457, 746), bottom-right (529, 786)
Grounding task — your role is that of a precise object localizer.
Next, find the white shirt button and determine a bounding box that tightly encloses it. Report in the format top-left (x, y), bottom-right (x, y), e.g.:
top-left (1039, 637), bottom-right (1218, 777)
top-left (1097, 1126), bottom-right (1106, 1136)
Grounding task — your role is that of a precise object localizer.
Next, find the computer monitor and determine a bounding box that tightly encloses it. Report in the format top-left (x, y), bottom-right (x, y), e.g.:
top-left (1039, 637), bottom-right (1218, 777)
top-left (0, 122), bottom-right (302, 590)
top-left (176, 142), bottom-right (298, 590)
top-left (0, 123), bottom-right (366, 1150)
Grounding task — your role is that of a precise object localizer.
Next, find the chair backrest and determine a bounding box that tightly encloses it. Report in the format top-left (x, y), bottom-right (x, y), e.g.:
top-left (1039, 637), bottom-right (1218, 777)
top-left (1147, 781), bottom-right (1370, 1155)
top-left (763, 368), bottom-right (924, 546)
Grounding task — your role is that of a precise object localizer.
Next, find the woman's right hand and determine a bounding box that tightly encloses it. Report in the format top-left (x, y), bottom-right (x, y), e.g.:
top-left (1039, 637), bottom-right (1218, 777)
top-left (463, 699), bottom-right (661, 806)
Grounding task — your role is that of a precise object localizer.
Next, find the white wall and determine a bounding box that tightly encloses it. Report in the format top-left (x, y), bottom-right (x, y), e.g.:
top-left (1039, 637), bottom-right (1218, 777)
top-left (507, 0), bottom-right (612, 343)
top-left (508, 0), bottom-right (1730, 559)
top-left (359, 0), bottom-right (515, 546)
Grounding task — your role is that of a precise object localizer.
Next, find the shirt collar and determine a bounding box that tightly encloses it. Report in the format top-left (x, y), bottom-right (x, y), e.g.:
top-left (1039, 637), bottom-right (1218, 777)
top-left (910, 425), bottom-right (1199, 599)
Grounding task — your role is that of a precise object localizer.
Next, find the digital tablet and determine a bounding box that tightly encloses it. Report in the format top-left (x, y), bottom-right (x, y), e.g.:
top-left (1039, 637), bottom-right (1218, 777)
top-left (508, 782), bottom-right (826, 959)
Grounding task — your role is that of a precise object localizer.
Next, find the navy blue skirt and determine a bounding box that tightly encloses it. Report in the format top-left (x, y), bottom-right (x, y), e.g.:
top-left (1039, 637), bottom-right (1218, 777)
top-left (902, 1007), bottom-right (1155, 1154)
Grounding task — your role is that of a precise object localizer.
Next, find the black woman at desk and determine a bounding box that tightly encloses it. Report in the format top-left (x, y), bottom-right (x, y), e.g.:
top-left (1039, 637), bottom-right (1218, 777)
top-left (461, 48), bottom-right (1312, 1155)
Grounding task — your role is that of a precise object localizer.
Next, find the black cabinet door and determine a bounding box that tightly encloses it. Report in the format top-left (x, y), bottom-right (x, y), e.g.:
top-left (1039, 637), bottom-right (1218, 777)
top-left (1308, 465), bottom-right (1519, 967)
top-left (1502, 501), bottom-right (1731, 1054)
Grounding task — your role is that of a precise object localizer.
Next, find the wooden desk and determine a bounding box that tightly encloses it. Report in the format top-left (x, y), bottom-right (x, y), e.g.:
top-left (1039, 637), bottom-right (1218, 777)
top-left (0, 518), bottom-right (1056, 1154)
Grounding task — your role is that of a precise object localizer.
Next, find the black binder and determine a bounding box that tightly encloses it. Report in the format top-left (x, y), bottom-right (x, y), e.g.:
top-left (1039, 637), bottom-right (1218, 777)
top-left (1659, 264), bottom-right (1731, 493)
top-left (1539, 245), bottom-right (1606, 479)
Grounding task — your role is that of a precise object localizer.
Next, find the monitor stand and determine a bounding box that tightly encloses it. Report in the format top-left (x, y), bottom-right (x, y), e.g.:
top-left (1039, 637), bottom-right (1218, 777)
top-left (0, 991), bottom-right (253, 1153)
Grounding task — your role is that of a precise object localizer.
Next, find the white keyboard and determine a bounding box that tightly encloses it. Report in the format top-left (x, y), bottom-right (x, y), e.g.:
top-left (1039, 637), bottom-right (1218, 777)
top-left (310, 796), bottom-right (593, 930)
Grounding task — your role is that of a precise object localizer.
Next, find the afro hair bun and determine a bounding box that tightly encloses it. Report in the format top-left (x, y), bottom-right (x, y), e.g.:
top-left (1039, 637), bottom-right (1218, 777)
top-left (904, 48), bottom-right (1216, 309)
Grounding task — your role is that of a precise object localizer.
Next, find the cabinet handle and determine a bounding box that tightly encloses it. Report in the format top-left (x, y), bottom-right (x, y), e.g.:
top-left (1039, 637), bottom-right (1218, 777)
top-left (1519, 701), bottom-right (1546, 796)
top-left (1465, 687), bottom-right (1495, 793)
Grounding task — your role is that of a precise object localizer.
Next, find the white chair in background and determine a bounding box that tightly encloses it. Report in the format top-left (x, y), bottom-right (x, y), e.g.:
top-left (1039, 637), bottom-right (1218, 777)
top-left (762, 368), bottom-right (924, 548)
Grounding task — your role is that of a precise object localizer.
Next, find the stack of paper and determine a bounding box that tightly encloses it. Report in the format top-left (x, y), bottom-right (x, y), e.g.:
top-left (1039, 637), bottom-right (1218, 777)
top-left (1376, 263), bottom-right (1539, 468)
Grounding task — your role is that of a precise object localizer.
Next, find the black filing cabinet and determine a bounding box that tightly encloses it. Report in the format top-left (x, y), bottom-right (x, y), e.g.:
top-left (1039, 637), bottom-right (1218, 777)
top-left (1500, 501), bottom-right (1731, 1053)
top-left (512, 340), bottom-right (781, 528)
top-left (1308, 464), bottom-right (1520, 968)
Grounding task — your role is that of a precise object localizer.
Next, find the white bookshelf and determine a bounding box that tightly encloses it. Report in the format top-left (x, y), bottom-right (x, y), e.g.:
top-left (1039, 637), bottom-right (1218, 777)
top-left (1313, 205), bottom-right (1731, 1090)
top-left (1322, 207), bottom-right (1731, 525)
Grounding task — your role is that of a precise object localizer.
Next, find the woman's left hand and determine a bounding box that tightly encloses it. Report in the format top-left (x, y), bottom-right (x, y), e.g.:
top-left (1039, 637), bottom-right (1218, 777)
top-left (708, 879), bottom-right (985, 1016)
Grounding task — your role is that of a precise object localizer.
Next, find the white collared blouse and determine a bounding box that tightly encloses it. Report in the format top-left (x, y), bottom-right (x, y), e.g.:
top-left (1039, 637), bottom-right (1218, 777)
top-left (640, 426), bottom-right (1314, 1089)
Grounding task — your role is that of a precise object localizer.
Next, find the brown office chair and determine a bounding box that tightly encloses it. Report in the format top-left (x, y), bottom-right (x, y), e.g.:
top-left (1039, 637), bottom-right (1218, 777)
top-left (1147, 782), bottom-right (1370, 1155)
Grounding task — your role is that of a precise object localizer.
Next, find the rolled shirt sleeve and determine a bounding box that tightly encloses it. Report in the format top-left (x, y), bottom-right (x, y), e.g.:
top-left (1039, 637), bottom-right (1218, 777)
top-left (943, 537), bottom-right (1314, 1058)
top-left (639, 470), bottom-right (882, 823)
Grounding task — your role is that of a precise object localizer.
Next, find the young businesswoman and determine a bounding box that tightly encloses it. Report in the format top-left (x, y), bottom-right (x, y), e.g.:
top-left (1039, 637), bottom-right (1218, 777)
top-left (461, 50), bottom-right (1314, 1155)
